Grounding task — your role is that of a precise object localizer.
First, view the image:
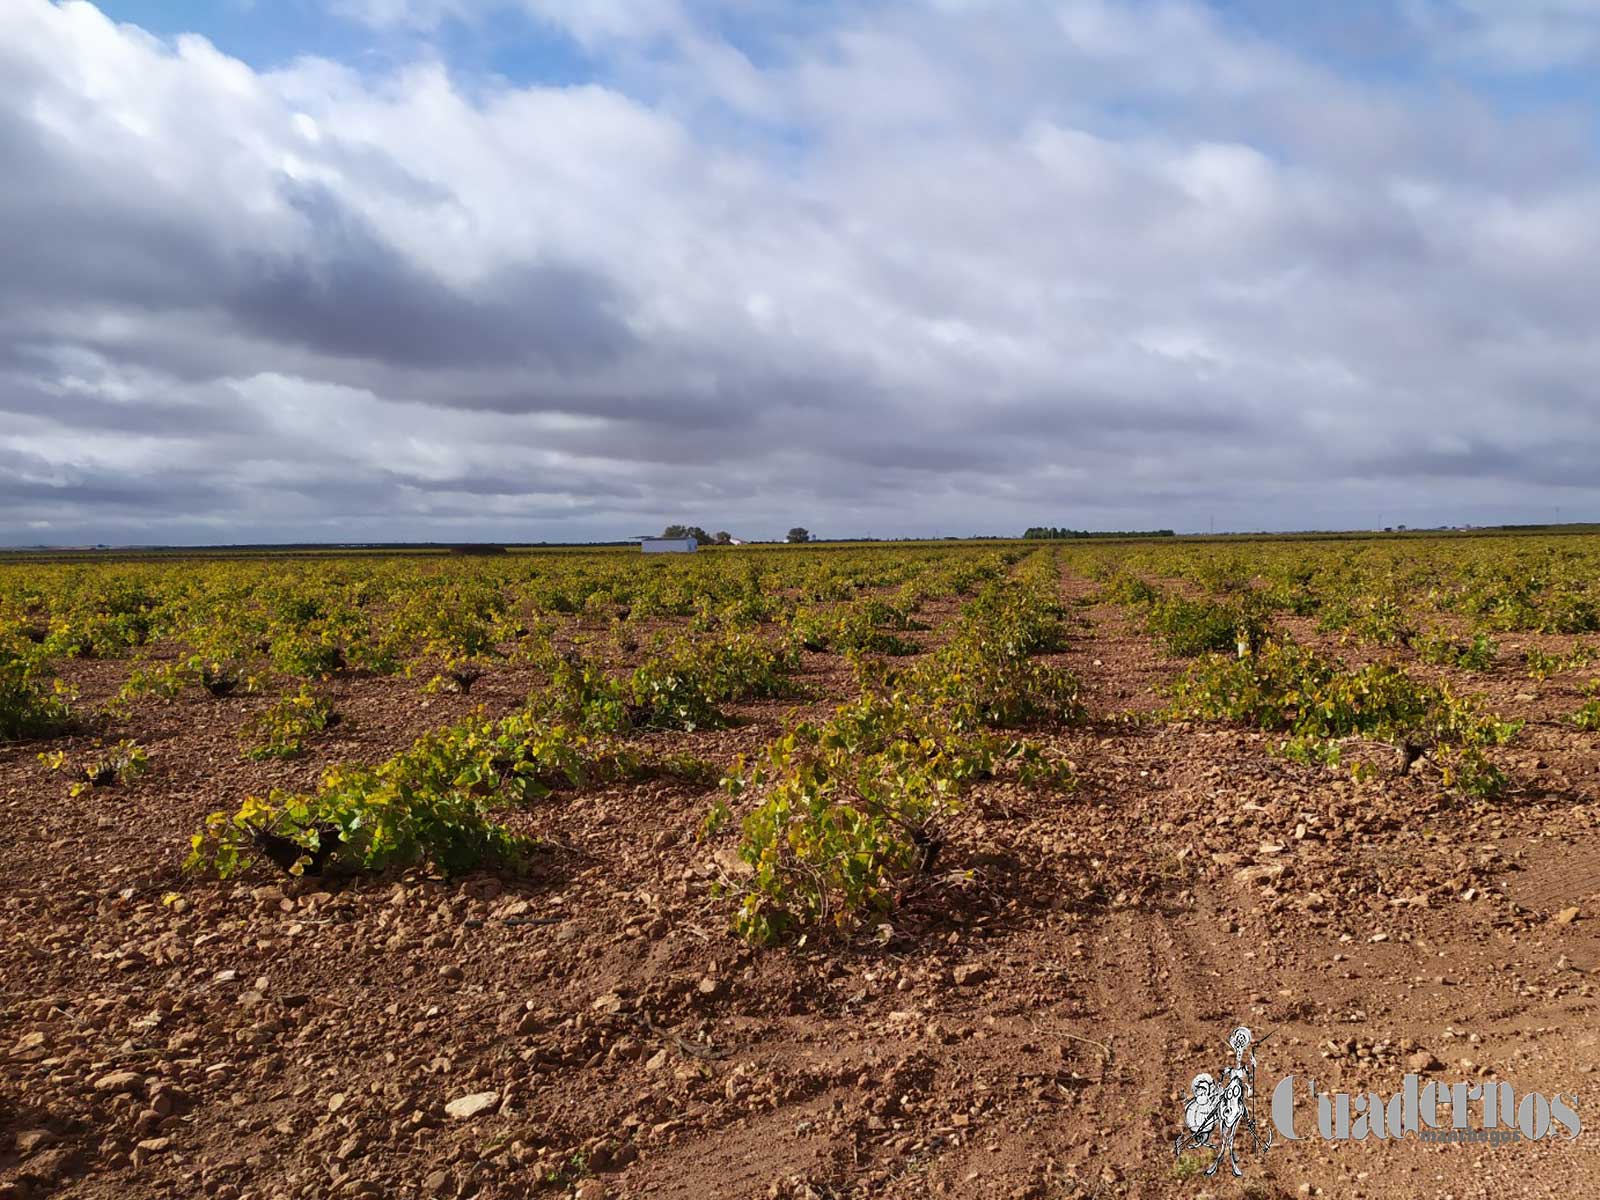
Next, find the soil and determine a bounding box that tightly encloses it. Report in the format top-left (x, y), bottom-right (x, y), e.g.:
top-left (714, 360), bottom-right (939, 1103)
top-left (2, 567), bottom-right (1598, 1200)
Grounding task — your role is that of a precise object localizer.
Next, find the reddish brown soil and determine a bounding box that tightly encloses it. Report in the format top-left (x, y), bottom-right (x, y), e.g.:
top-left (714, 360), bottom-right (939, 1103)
top-left (3, 572), bottom-right (1598, 1200)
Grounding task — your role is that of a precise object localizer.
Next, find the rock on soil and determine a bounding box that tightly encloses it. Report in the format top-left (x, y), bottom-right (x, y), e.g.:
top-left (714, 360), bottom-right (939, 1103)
top-left (443, 1091), bottom-right (500, 1120)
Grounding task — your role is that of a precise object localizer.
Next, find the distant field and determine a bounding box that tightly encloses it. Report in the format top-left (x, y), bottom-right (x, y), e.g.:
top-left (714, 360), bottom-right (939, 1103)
top-left (8, 520), bottom-right (1600, 563)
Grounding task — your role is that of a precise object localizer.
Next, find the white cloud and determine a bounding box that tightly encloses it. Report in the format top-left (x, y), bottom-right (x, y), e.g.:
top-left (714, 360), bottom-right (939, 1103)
top-left (1, 0), bottom-right (1599, 541)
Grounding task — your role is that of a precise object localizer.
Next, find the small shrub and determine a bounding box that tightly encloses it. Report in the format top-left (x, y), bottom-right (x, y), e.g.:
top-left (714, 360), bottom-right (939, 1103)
top-left (1524, 643), bottom-right (1595, 681)
top-left (200, 662), bottom-right (244, 698)
top-left (269, 630), bottom-right (346, 678)
top-left (1170, 642), bottom-right (1520, 799)
top-left (1417, 630), bottom-right (1498, 672)
top-left (1573, 681), bottom-right (1600, 732)
top-left (241, 686), bottom-right (340, 760)
top-left (41, 739), bottom-right (149, 796)
top-left (1100, 573), bottom-right (1163, 607)
top-left (707, 694), bottom-right (1056, 944)
top-left (1146, 596), bottom-right (1273, 658)
top-left (190, 709), bottom-right (643, 878)
top-left (0, 644), bottom-right (74, 741)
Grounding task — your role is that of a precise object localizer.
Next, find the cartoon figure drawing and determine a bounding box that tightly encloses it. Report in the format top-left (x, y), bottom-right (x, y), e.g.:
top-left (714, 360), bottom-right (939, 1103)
top-left (1175, 1026), bottom-right (1274, 1178)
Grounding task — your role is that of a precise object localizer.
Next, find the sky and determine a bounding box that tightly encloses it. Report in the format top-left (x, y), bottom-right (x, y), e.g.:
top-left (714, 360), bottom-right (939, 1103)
top-left (4, 1), bottom-right (1600, 544)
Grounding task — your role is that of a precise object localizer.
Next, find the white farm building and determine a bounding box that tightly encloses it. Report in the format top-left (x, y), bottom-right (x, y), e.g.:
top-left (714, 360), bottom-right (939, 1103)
top-left (639, 536), bottom-right (698, 554)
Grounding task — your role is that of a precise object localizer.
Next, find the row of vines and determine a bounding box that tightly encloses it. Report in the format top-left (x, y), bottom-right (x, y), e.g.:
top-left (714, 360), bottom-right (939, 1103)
top-left (10, 532), bottom-right (1600, 943)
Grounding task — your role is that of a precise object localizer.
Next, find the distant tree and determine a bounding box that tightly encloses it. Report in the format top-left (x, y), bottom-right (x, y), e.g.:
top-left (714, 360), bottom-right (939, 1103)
top-left (787, 527), bottom-right (812, 544)
top-left (713, 531), bottom-right (732, 545)
top-left (661, 524), bottom-right (710, 543)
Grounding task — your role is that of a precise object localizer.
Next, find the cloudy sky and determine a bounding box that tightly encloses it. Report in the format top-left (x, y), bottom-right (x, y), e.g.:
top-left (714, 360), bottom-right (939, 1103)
top-left (3, 0), bottom-right (1599, 543)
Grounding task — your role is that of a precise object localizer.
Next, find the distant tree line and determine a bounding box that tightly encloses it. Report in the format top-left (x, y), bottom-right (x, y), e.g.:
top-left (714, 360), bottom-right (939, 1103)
top-left (1022, 527), bottom-right (1176, 540)
top-left (658, 525), bottom-right (814, 544)
top-left (662, 525), bottom-right (734, 544)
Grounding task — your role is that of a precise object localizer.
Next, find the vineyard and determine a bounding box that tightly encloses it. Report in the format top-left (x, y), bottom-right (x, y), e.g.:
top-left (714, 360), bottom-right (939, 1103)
top-left (2, 535), bottom-right (1598, 1198)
